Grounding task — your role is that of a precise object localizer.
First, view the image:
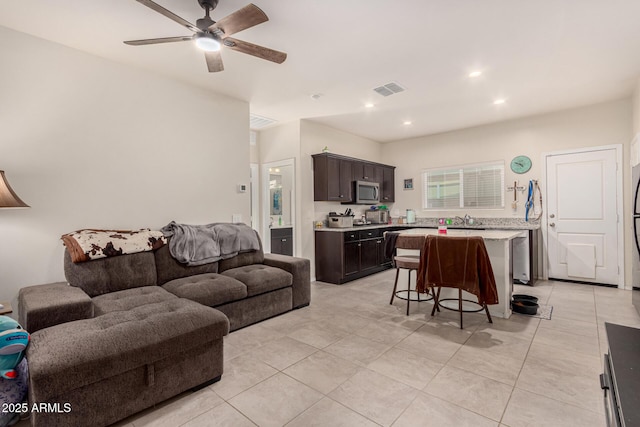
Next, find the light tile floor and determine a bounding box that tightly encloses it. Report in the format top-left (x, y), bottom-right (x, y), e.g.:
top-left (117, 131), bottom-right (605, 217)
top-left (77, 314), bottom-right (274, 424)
top-left (20, 271), bottom-right (640, 426)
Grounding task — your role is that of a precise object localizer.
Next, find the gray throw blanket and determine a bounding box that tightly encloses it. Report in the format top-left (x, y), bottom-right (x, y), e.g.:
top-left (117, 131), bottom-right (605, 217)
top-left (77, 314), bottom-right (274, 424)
top-left (161, 221), bottom-right (261, 266)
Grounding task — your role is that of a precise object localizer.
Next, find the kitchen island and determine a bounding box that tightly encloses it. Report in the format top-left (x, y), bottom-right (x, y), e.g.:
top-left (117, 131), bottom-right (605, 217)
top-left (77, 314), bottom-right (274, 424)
top-left (393, 228), bottom-right (525, 319)
top-left (315, 220), bottom-right (538, 287)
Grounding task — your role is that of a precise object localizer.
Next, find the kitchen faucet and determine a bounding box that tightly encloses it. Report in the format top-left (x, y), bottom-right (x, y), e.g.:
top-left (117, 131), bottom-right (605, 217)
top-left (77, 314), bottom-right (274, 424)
top-left (464, 214), bottom-right (475, 226)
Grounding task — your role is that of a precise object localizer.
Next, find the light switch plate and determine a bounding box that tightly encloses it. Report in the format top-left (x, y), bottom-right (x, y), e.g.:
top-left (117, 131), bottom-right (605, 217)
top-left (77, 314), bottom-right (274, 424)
top-left (232, 214), bottom-right (242, 224)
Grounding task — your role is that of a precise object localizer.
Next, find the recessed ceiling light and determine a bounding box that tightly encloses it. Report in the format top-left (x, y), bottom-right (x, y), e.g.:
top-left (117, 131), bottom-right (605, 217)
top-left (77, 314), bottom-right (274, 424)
top-left (364, 103), bottom-right (375, 108)
top-left (310, 93), bottom-right (323, 100)
top-left (493, 99), bottom-right (506, 105)
top-left (403, 120), bottom-right (412, 125)
top-left (468, 71), bottom-right (482, 78)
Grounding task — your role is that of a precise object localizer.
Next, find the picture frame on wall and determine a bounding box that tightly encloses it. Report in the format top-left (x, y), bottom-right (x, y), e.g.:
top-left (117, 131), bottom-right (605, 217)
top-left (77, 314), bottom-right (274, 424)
top-left (404, 178), bottom-right (413, 190)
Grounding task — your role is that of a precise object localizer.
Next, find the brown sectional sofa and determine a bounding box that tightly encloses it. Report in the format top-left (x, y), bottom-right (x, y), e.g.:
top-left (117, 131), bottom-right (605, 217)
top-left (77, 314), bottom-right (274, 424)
top-left (18, 234), bottom-right (310, 427)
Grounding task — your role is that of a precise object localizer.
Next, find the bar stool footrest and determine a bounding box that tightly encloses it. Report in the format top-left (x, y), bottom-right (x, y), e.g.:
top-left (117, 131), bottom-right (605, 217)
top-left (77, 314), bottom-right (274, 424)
top-left (437, 298), bottom-right (485, 313)
top-left (394, 290), bottom-right (434, 302)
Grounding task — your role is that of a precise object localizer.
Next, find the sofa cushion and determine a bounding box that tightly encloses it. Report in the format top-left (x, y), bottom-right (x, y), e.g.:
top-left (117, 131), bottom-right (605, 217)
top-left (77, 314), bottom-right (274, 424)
top-left (64, 250), bottom-right (157, 297)
top-left (26, 299), bottom-right (229, 402)
top-left (18, 283), bottom-right (93, 333)
top-left (154, 243), bottom-right (219, 286)
top-left (162, 273), bottom-right (247, 307)
top-left (221, 265), bottom-right (292, 297)
top-left (218, 236), bottom-right (265, 273)
top-left (92, 286), bottom-right (177, 316)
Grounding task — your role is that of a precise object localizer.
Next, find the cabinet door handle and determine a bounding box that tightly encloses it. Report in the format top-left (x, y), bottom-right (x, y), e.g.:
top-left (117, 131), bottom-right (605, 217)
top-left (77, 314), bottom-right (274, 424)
top-left (358, 243), bottom-right (361, 247)
top-left (281, 239), bottom-right (287, 242)
top-left (339, 195), bottom-right (344, 198)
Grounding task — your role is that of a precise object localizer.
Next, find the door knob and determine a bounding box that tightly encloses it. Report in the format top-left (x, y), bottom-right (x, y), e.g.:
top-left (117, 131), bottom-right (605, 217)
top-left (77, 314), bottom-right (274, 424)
top-left (550, 222), bottom-right (556, 227)
top-left (549, 214), bottom-right (555, 218)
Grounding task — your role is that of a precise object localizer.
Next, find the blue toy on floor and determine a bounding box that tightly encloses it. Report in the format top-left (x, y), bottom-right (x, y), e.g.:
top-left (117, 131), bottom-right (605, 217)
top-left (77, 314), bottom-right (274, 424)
top-left (0, 316), bottom-right (29, 380)
top-left (0, 316), bottom-right (29, 427)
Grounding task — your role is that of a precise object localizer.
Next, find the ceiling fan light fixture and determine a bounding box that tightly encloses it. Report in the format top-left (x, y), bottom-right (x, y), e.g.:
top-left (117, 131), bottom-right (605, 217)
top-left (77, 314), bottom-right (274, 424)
top-left (195, 33), bottom-right (221, 52)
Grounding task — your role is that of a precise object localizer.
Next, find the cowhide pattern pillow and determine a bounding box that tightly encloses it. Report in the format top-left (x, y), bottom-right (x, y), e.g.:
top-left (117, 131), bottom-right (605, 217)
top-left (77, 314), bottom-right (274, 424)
top-left (61, 229), bottom-right (166, 263)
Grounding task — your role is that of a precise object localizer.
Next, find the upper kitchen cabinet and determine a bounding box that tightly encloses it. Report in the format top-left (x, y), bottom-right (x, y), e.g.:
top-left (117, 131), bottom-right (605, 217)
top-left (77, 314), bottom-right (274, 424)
top-left (312, 153), bottom-right (395, 203)
top-left (313, 154), bottom-right (352, 201)
top-left (352, 162), bottom-right (378, 183)
top-left (381, 166), bottom-right (395, 203)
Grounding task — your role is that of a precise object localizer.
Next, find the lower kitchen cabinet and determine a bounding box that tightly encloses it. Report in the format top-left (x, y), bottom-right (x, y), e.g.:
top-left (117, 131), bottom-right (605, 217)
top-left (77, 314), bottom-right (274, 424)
top-left (270, 227), bottom-right (293, 256)
top-left (315, 225), bottom-right (538, 285)
top-left (315, 228), bottom-right (393, 284)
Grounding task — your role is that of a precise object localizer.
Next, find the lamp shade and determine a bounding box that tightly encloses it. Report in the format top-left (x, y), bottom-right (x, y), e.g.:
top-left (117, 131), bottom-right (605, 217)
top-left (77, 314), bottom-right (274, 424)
top-left (0, 171), bottom-right (29, 208)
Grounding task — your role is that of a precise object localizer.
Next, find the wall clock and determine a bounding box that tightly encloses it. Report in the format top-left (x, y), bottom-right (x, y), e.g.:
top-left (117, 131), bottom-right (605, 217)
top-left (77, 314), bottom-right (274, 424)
top-left (510, 155), bottom-right (532, 174)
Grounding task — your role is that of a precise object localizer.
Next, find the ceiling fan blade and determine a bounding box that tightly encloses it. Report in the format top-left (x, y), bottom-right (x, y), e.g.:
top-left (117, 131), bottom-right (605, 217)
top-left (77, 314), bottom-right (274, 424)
top-left (135, 0), bottom-right (200, 33)
top-left (205, 51), bottom-right (224, 72)
top-left (124, 36), bottom-right (193, 46)
top-left (223, 38), bottom-right (287, 64)
top-left (210, 3), bottom-right (268, 37)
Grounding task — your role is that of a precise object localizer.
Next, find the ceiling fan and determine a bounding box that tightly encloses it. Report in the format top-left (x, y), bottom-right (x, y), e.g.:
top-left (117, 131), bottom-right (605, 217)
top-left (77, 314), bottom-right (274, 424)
top-left (124, 0), bottom-right (287, 72)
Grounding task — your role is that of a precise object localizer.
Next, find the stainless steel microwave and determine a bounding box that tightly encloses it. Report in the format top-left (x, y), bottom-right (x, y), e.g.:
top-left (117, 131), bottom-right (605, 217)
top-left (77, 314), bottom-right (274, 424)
top-left (354, 181), bottom-right (380, 204)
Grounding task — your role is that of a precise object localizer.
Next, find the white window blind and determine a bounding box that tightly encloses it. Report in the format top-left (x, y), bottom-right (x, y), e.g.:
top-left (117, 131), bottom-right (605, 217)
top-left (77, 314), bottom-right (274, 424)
top-left (422, 161), bottom-right (504, 209)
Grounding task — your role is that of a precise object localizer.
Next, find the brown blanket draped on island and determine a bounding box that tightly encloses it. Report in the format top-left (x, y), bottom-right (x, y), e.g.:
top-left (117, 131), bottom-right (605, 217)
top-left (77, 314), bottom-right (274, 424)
top-left (416, 235), bottom-right (499, 306)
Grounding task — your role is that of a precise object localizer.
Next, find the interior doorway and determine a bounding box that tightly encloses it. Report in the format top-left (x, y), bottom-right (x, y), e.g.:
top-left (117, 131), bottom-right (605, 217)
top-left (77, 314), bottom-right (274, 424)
top-left (544, 145), bottom-right (623, 287)
top-left (261, 159), bottom-right (295, 255)
top-left (250, 163), bottom-right (259, 231)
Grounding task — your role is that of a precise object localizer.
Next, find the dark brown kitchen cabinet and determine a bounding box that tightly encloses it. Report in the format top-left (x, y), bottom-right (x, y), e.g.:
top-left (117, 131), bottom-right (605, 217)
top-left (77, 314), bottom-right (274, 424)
top-left (312, 153), bottom-right (395, 203)
top-left (315, 228), bottom-right (393, 284)
top-left (353, 162), bottom-right (378, 182)
top-left (360, 239), bottom-right (380, 271)
top-left (381, 166), bottom-right (395, 203)
top-left (270, 227), bottom-right (293, 256)
top-left (343, 241), bottom-right (360, 276)
top-left (313, 155), bottom-right (352, 201)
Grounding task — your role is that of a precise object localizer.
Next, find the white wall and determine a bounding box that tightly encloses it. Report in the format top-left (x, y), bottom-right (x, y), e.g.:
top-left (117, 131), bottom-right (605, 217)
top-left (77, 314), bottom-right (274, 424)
top-left (0, 27), bottom-right (250, 309)
top-left (631, 77), bottom-right (640, 135)
top-left (633, 77), bottom-right (640, 135)
top-left (382, 98), bottom-right (633, 284)
top-left (258, 120), bottom-right (301, 246)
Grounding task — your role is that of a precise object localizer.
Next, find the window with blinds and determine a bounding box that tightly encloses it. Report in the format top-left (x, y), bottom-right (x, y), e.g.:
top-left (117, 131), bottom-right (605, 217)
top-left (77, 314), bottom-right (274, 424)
top-left (422, 161), bottom-right (505, 209)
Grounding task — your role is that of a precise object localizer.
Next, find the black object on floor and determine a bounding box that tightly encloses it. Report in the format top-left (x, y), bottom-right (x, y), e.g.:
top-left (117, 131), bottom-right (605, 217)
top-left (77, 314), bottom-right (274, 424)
top-left (512, 299), bottom-right (539, 315)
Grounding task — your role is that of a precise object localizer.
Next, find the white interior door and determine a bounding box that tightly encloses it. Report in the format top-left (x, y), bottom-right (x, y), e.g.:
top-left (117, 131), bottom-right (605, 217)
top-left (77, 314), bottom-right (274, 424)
top-left (546, 147), bottom-right (620, 285)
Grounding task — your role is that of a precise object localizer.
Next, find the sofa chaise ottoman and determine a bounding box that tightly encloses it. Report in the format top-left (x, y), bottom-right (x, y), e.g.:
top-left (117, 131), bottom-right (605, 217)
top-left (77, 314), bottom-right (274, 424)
top-left (26, 298), bottom-right (228, 427)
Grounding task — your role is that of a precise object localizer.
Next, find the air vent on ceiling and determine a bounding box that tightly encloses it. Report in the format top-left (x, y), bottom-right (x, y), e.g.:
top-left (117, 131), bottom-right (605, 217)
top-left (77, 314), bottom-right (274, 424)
top-left (250, 114), bottom-right (277, 130)
top-left (373, 81), bottom-right (406, 97)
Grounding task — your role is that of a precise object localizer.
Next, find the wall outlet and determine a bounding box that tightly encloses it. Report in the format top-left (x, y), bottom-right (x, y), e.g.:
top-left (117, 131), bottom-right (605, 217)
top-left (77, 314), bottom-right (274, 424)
top-left (237, 184), bottom-right (247, 193)
top-left (232, 214), bottom-right (242, 223)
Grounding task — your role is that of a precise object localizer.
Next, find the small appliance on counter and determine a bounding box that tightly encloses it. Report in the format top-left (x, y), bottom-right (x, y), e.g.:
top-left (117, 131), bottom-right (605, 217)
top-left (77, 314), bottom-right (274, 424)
top-left (327, 209), bottom-right (354, 228)
top-left (406, 209), bottom-right (416, 224)
top-left (353, 217), bottom-right (372, 226)
top-left (365, 210), bottom-right (389, 224)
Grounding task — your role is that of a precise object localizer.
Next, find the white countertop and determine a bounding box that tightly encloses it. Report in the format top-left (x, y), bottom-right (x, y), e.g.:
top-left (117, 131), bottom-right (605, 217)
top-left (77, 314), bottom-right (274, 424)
top-left (315, 222), bottom-right (539, 232)
top-left (396, 228), bottom-right (525, 241)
